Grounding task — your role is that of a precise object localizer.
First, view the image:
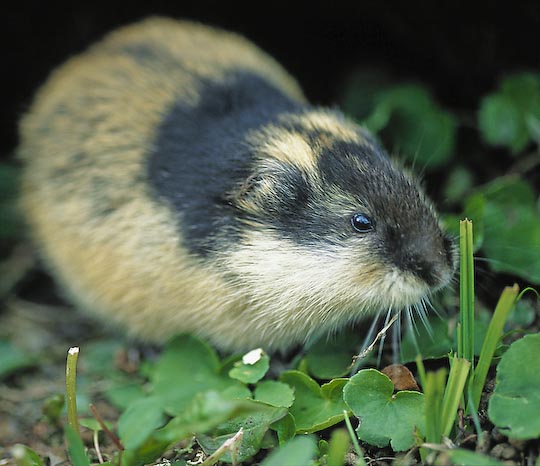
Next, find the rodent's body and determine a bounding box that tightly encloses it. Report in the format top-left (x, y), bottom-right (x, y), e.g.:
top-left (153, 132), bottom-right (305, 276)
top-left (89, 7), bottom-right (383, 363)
top-left (19, 18), bottom-right (456, 352)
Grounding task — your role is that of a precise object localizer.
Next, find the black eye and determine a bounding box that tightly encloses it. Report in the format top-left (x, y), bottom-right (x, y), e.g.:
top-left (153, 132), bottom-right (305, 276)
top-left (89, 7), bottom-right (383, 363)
top-left (351, 213), bottom-right (375, 233)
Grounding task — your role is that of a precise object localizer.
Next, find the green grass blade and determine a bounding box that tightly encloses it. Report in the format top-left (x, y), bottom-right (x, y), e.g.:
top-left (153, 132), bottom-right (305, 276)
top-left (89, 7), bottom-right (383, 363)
top-left (441, 356), bottom-right (471, 438)
top-left (65, 425), bottom-right (91, 466)
top-left (66, 347), bottom-right (81, 437)
top-left (423, 368), bottom-right (447, 443)
top-left (343, 410), bottom-right (366, 466)
top-left (459, 219), bottom-right (475, 364)
top-left (470, 284), bottom-right (519, 412)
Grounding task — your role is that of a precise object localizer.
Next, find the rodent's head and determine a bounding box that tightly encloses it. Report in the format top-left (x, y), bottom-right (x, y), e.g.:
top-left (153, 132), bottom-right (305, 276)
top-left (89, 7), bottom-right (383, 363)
top-left (225, 109), bottom-right (456, 338)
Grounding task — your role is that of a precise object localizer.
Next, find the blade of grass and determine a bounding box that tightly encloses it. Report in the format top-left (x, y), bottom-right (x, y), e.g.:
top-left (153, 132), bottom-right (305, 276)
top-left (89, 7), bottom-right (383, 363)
top-left (441, 356), bottom-right (470, 438)
top-left (470, 284), bottom-right (519, 411)
top-left (423, 368), bottom-right (447, 444)
top-left (459, 219), bottom-right (475, 365)
top-left (65, 425), bottom-right (91, 466)
top-left (326, 428), bottom-right (351, 466)
top-left (343, 410), bottom-right (366, 466)
top-left (66, 347), bottom-right (80, 437)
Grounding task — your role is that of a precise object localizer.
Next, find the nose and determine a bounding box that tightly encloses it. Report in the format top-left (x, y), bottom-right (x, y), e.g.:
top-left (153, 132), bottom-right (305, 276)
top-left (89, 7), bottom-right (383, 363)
top-left (391, 231), bottom-right (456, 288)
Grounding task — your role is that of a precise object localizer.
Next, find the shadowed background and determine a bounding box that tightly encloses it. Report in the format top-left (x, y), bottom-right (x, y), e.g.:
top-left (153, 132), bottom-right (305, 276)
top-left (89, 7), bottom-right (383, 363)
top-left (3, 1), bottom-right (540, 160)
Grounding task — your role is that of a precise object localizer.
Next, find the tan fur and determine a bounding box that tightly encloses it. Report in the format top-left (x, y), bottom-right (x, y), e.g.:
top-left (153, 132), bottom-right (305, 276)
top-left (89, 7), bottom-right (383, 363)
top-left (252, 128), bottom-right (318, 172)
top-left (19, 18), bottom-right (452, 352)
top-left (19, 17), bottom-right (306, 349)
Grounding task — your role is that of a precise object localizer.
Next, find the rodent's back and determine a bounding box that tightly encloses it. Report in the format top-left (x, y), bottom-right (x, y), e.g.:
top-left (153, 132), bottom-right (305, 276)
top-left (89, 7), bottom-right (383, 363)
top-left (20, 18), bottom-right (456, 351)
top-left (19, 18), bottom-right (305, 347)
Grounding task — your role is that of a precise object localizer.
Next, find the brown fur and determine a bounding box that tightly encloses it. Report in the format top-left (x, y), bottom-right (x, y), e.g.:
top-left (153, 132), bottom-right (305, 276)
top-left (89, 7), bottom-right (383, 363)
top-left (19, 18), bottom-right (454, 352)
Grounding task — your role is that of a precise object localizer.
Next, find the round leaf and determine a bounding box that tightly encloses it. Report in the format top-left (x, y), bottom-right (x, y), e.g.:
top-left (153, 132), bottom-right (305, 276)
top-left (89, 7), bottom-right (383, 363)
top-left (488, 333), bottom-right (540, 439)
top-left (229, 351), bottom-right (270, 384)
top-left (260, 435), bottom-right (317, 466)
top-left (280, 371), bottom-right (348, 433)
top-left (254, 381), bottom-right (295, 408)
top-left (343, 369), bottom-right (424, 451)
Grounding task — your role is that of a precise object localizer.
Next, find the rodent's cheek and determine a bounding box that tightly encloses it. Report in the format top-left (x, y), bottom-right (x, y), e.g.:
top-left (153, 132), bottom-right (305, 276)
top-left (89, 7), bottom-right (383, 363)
top-left (347, 259), bottom-right (430, 310)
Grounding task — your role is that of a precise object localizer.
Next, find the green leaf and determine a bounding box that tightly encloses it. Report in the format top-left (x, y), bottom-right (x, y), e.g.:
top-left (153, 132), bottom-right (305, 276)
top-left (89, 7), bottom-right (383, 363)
top-left (65, 425), bottom-right (91, 466)
top-left (440, 448), bottom-right (505, 465)
top-left (443, 165), bottom-right (475, 204)
top-left (105, 382), bottom-right (146, 410)
top-left (488, 333), bottom-right (540, 439)
top-left (481, 203), bottom-right (540, 283)
top-left (280, 371), bottom-right (348, 433)
top-left (366, 85), bottom-right (457, 168)
top-left (340, 69), bottom-right (394, 123)
top-left (343, 369), bottom-right (424, 451)
top-left (271, 412), bottom-right (296, 445)
top-left (10, 444), bottom-right (44, 466)
top-left (118, 396), bottom-right (165, 450)
top-left (478, 73), bottom-right (540, 152)
top-left (478, 95), bottom-right (526, 151)
top-left (259, 435), bottom-right (317, 466)
top-left (79, 418), bottom-right (110, 432)
top-left (150, 334), bottom-right (246, 415)
top-left (197, 401), bottom-right (287, 463)
top-left (156, 391), bottom-right (259, 443)
top-left (400, 317), bottom-right (454, 362)
top-left (463, 177), bottom-right (540, 283)
top-left (0, 339), bottom-right (36, 379)
top-left (229, 349), bottom-right (270, 384)
top-left (304, 330), bottom-right (360, 379)
top-left (254, 380), bottom-right (295, 408)
top-left (341, 75), bottom-right (457, 168)
top-left (326, 428), bottom-right (351, 466)
top-left (41, 394), bottom-right (65, 424)
top-left (121, 392), bottom-right (257, 466)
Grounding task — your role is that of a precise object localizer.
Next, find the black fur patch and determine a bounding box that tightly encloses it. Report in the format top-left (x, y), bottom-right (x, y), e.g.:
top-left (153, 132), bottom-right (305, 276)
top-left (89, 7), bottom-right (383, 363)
top-left (147, 70), bottom-right (301, 256)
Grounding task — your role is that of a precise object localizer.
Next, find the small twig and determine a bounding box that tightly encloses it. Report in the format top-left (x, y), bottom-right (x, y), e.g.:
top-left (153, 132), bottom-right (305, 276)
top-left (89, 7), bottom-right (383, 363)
top-left (89, 403), bottom-right (125, 452)
top-left (200, 428), bottom-right (244, 466)
top-left (352, 313), bottom-right (400, 364)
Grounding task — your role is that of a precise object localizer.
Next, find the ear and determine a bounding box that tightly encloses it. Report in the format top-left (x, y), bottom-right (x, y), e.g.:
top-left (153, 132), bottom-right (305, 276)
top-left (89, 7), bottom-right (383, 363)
top-left (228, 160), bottom-right (300, 216)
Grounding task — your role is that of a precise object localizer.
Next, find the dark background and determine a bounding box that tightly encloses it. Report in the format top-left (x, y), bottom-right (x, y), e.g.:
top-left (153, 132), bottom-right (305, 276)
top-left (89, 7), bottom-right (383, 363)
top-left (3, 1), bottom-right (540, 160)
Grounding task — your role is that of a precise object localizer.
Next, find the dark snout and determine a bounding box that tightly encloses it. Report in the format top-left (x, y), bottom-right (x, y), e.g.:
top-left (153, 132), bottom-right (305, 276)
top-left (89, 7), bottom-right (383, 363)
top-left (390, 227), bottom-right (457, 288)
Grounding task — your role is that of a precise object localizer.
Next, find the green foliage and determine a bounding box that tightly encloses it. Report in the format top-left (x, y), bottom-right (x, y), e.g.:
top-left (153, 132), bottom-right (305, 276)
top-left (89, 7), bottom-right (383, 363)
top-left (324, 428), bottom-right (350, 466)
top-left (478, 73), bottom-right (540, 152)
top-left (471, 285), bottom-right (519, 411)
top-left (229, 349), bottom-right (270, 383)
top-left (254, 380), bottom-right (295, 407)
top-left (342, 72), bottom-right (457, 168)
top-left (41, 394), bottom-right (65, 425)
top-left (400, 317), bottom-right (454, 362)
top-left (149, 334), bottom-right (248, 415)
top-left (280, 371), bottom-right (349, 433)
top-left (464, 177), bottom-right (540, 283)
top-left (303, 329), bottom-right (362, 379)
top-left (343, 369), bottom-right (424, 451)
top-left (488, 333), bottom-right (540, 439)
top-left (0, 339), bottom-right (35, 379)
top-left (10, 444), bottom-right (44, 466)
top-left (65, 425), bottom-right (91, 466)
top-left (197, 401), bottom-right (287, 463)
top-left (7, 67), bottom-right (540, 466)
top-left (259, 435), bottom-right (317, 466)
top-left (118, 397), bottom-right (165, 450)
top-left (439, 448), bottom-right (505, 465)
